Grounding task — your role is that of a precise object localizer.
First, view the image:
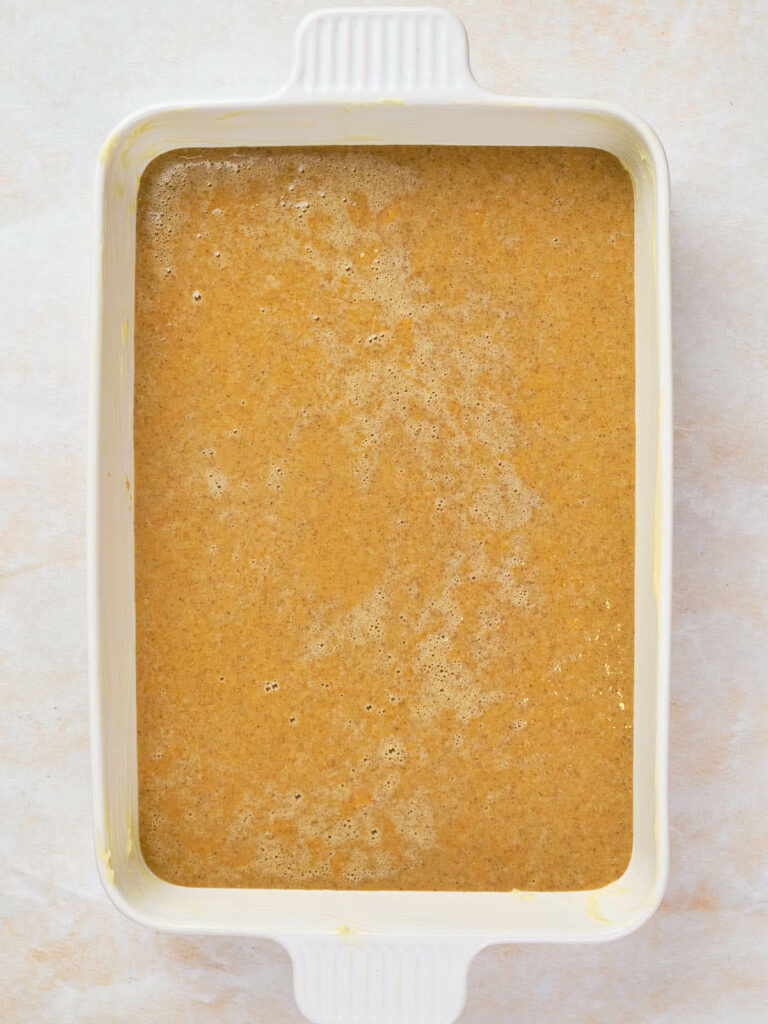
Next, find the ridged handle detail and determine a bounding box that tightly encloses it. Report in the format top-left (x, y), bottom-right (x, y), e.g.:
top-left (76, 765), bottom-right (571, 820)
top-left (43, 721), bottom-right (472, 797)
top-left (285, 937), bottom-right (483, 1024)
top-left (286, 7), bottom-right (480, 97)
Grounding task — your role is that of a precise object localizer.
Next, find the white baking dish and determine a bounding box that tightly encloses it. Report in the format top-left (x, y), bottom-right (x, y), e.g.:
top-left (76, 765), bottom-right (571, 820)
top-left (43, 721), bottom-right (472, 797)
top-left (88, 8), bottom-right (672, 1023)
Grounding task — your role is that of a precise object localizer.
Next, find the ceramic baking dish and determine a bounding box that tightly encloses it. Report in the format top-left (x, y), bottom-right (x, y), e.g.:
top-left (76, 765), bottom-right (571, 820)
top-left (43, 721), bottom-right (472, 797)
top-left (88, 8), bottom-right (672, 1023)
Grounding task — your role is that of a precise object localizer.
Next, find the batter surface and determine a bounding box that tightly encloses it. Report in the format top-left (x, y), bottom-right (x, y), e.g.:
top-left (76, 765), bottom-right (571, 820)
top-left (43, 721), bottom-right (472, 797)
top-left (134, 146), bottom-right (634, 890)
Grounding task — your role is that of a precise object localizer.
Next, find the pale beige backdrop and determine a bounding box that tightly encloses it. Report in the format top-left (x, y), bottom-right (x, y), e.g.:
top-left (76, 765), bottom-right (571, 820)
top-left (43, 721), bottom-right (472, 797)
top-left (1, 1), bottom-right (766, 1021)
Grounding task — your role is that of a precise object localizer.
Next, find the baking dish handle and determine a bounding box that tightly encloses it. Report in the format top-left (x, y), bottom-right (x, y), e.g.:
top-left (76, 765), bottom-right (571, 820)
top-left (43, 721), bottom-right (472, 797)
top-left (283, 935), bottom-right (486, 1024)
top-left (281, 6), bottom-right (484, 100)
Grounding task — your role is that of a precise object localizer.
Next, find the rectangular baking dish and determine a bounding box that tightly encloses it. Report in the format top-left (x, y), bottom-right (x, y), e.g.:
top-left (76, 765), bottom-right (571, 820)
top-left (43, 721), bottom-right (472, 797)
top-left (88, 8), bottom-right (672, 1023)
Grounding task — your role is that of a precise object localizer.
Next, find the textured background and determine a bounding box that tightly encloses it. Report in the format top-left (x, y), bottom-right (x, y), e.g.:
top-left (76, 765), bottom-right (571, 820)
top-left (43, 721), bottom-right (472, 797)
top-left (2, 1), bottom-right (766, 1021)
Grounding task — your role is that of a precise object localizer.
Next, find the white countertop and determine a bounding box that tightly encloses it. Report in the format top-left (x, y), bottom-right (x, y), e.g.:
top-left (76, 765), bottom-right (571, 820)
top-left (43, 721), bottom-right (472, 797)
top-left (2, 1), bottom-right (766, 1020)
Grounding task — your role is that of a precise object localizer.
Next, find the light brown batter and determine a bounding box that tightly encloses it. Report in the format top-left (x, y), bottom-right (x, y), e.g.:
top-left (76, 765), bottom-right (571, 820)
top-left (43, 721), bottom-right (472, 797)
top-left (134, 146), bottom-right (634, 891)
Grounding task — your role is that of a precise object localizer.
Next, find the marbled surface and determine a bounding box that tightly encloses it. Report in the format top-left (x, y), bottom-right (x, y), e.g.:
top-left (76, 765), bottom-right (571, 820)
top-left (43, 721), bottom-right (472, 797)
top-left (1, 1), bottom-right (766, 1021)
